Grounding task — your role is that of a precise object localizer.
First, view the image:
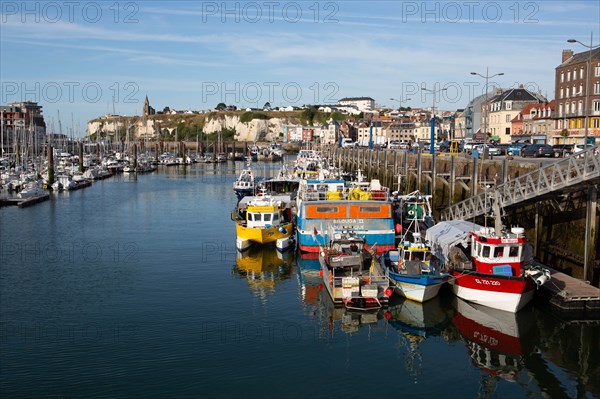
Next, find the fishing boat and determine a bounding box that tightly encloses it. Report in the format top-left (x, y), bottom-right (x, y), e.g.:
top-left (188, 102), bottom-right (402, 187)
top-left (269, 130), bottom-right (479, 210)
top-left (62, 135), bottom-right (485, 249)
top-left (295, 170), bottom-right (395, 254)
top-left (233, 193), bottom-right (294, 252)
top-left (382, 230), bottom-right (449, 302)
top-left (318, 230), bottom-right (392, 310)
top-left (425, 194), bottom-right (551, 312)
top-left (233, 164), bottom-right (258, 199)
top-left (382, 190), bottom-right (447, 302)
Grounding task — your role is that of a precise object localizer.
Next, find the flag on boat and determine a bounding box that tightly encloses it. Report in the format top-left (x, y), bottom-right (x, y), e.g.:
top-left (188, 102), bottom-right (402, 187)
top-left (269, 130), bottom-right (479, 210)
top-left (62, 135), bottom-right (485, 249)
top-left (313, 226), bottom-right (318, 238)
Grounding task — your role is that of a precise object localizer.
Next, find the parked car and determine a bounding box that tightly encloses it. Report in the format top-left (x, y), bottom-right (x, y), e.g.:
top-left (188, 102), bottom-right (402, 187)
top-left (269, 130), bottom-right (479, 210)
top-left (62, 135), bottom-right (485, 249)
top-left (573, 143), bottom-right (597, 158)
top-left (496, 143), bottom-right (510, 155)
top-left (552, 144), bottom-right (574, 158)
top-left (472, 144), bottom-right (501, 157)
top-left (521, 144), bottom-right (554, 158)
top-left (507, 142), bottom-right (528, 156)
top-left (464, 142), bottom-right (483, 152)
top-left (341, 138), bottom-right (357, 148)
top-left (387, 140), bottom-right (402, 150)
top-left (398, 141), bottom-right (411, 150)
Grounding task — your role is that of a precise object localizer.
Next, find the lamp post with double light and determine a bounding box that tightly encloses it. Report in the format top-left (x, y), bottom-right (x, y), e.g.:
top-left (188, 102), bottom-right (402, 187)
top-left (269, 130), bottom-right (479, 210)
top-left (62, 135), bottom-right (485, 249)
top-left (470, 68), bottom-right (504, 144)
top-left (421, 86), bottom-right (447, 154)
top-left (568, 32), bottom-right (600, 148)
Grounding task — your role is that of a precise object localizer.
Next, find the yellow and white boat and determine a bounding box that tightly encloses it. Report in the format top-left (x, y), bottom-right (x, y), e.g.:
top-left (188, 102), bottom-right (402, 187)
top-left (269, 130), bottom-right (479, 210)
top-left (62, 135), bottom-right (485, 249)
top-left (234, 195), bottom-right (294, 252)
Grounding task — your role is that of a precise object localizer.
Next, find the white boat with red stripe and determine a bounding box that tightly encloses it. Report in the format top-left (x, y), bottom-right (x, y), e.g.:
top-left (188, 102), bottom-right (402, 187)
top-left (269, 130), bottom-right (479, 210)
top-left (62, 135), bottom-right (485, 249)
top-left (425, 199), bottom-right (550, 313)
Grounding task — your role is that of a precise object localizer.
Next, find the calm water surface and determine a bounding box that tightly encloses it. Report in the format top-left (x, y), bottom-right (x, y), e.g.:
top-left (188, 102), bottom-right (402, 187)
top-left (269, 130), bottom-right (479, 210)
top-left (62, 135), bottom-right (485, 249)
top-left (1, 162), bottom-right (598, 399)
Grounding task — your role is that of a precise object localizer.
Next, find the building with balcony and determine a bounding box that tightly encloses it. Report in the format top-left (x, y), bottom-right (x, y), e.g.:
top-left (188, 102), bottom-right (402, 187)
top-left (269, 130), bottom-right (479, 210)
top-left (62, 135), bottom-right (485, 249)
top-left (554, 48), bottom-right (600, 144)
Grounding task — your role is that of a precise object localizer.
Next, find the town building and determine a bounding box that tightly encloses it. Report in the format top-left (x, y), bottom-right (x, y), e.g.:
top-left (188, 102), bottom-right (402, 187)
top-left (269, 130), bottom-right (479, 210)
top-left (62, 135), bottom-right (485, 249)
top-left (554, 48), bottom-right (600, 145)
top-left (485, 86), bottom-right (546, 143)
top-left (1, 101), bottom-right (46, 155)
top-left (511, 101), bottom-right (555, 144)
top-left (337, 97), bottom-right (375, 113)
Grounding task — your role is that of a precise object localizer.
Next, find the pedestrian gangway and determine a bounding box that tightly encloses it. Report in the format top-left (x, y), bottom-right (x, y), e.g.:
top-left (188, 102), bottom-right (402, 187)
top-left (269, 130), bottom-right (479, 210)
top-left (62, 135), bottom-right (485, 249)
top-left (441, 147), bottom-right (600, 221)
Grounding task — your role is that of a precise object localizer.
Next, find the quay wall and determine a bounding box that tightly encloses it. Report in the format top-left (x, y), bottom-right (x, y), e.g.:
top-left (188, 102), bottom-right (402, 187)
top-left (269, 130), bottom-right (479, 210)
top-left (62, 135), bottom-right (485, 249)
top-left (323, 146), bottom-right (600, 287)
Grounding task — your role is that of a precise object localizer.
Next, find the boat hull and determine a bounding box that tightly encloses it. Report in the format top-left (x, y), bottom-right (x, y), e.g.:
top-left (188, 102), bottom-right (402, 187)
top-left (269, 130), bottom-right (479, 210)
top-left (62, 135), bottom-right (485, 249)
top-left (388, 272), bottom-right (448, 302)
top-left (448, 270), bottom-right (536, 312)
top-left (236, 222), bottom-right (293, 250)
top-left (297, 231), bottom-right (395, 254)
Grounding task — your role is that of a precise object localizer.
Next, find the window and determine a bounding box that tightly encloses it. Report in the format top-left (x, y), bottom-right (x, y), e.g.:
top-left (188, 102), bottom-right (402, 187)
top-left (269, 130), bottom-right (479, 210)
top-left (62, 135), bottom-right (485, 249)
top-left (506, 114), bottom-right (511, 123)
top-left (509, 246), bottom-right (519, 257)
top-left (273, 213), bottom-right (279, 221)
top-left (566, 87), bottom-right (570, 98)
top-left (493, 247), bottom-right (504, 258)
top-left (560, 88), bottom-right (563, 99)
top-left (559, 103), bottom-right (563, 117)
top-left (579, 101), bottom-right (583, 116)
top-left (567, 71), bottom-right (571, 81)
top-left (263, 213), bottom-right (272, 222)
top-left (594, 100), bottom-right (600, 112)
top-left (580, 84), bottom-right (584, 96)
top-left (505, 101), bottom-right (512, 110)
top-left (595, 82), bottom-right (600, 95)
top-left (573, 85), bottom-right (577, 96)
top-left (561, 72), bottom-right (564, 82)
top-left (595, 66), bottom-right (600, 77)
top-left (580, 67), bottom-right (584, 80)
top-left (482, 246), bottom-right (490, 258)
top-left (315, 206), bottom-right (339, 213)
top-left (571, 102), bottom-right (576, 114)
top-left (593, 119), bottom-right (599, 128)
top-left (360, 206), bottom-right (381, 213)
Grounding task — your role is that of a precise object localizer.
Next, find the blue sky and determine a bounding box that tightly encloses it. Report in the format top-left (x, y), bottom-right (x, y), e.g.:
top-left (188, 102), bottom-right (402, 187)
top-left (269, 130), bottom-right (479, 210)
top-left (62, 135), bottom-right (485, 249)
top-left (1, 0), bottom-right (599, 135)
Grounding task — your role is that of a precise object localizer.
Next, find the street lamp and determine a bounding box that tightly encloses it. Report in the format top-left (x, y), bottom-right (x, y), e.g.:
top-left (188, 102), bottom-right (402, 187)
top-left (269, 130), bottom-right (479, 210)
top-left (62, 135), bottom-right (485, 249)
top-left (568, 32), bottom-right (600, 148)
top-left (390, 96), bottom-right (412, 112)
top-left (421, 86), bottom-right (447, 154)
top-left (470, 68), bottom-right (504, 144)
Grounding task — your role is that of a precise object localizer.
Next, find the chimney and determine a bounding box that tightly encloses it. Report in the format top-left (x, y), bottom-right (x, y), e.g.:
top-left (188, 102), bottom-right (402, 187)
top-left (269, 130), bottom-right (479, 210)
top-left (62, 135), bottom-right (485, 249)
top-left (562, 49), bottom-right (574, 63)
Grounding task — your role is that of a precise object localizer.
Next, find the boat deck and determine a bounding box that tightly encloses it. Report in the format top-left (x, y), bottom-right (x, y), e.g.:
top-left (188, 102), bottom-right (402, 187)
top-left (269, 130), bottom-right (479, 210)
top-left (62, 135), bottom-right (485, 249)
top-left (535, 263), bottom-right (600, 317)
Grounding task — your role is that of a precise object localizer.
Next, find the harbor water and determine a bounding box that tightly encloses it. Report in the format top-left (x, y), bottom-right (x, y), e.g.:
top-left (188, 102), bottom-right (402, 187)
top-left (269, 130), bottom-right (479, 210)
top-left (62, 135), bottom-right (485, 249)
top-left (1, 161), bottom-right (598, 398)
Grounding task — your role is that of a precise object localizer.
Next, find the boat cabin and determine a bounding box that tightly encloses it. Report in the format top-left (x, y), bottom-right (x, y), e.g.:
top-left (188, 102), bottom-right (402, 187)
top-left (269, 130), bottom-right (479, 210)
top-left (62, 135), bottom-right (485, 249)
top-left (246, 205), bottom-right (281, 229)
top-left (325, 235), bottom-right (368, 269)
top-left (471, 227), bottom-right (530, 276)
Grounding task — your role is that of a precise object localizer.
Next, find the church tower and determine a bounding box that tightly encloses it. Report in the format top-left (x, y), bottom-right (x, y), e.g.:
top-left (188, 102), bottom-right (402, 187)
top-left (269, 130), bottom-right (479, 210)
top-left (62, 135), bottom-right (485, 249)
top-left (143, 95), bottom-right (155, 116)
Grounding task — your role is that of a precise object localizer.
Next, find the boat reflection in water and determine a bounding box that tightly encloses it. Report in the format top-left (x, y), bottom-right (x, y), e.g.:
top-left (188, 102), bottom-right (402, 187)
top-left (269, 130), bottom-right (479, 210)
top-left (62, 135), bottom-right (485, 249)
top-left (233, 246), bottom-right (294, 299)
top-left (452, 297), bottom-right (535, 381)
top-left (387, 295), bottom-right (453, 381)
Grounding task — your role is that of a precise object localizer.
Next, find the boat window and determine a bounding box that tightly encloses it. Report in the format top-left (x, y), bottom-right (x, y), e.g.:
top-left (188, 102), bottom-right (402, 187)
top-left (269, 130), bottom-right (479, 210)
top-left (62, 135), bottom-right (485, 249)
top-left (273, 213), bottom-right (279, 221)
top-left (247, 213), bottom-right (254, 221)
top-left (264, 213), bottom-right (272, 222)
top-left (254, 213), bottom-right (262, 221)
top-left (412, 251), bottom-right (425, 261)
top-left (360, 206), bottom-right (381, 213)
top-left (509, 246), bottom-right (519, 257)
top-left (493, 246), bottom-right (504, 258)
top-left (482, 246), bottom-right (490, 258)
top-left (316, 206), bottom-right (338, 213)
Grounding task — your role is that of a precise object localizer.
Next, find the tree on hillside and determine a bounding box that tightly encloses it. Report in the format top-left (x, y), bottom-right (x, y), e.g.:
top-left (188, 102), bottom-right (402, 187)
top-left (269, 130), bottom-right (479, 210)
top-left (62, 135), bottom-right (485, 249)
top-left (263, 102), bottom-right (271, 110)
top-left (216, 102), bottom-right (227, 111)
